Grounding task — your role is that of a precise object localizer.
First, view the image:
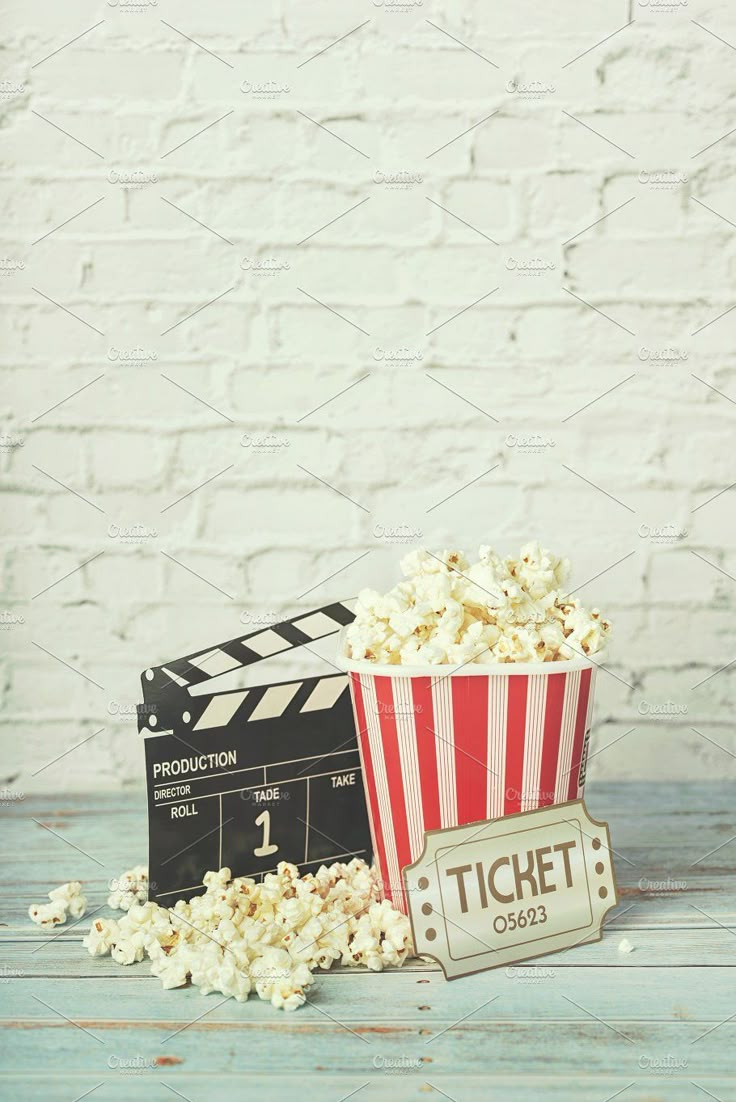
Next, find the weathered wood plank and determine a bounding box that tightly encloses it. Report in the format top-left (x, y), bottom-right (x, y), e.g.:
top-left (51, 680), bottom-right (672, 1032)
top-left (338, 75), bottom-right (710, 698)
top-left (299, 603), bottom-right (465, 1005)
top-left (1, 1078), bottom-right (734, 1102)
top-left (0, 1016), bottom-right (734, 1078)
top-left (7, 889), bottom-right (736, 943)
top-left (3, 925), bottom-right (736, 976)
top-left (5, 967), bottom-right (736, 1026)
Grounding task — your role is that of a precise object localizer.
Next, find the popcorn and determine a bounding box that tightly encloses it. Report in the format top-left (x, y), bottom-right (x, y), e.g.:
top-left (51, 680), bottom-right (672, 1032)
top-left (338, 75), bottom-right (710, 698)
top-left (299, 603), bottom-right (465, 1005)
top-left (28, 900), bottom-right (68, 930)
top-left (111, 933), bottom-right (146, 966)
top-left (80, 858), bottom-right (412, 1012)
top-left (83, 917), bottom-right (120, 956)
top-left (345, 541), bottom-right (611, 666)
top-left (107, 865), bottom-right (148, 910)
top-left (251, 948), bottom-right (313, 1011)
top-left (29, 881), bottom-right (87, 929)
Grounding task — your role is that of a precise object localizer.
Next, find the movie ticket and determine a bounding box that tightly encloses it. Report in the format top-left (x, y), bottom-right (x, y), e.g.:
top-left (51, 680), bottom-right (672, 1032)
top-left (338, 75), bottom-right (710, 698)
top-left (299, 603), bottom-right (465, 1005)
top-left (403, 799), bottom-right (618, 979)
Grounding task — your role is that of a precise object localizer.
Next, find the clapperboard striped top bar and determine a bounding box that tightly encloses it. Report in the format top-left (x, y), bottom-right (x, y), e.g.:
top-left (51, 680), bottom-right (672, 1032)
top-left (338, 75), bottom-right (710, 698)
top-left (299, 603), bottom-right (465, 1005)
top-left (138, 600), bottom-right (356, 734)
top-left (147, 670), bottom-right (355, 737)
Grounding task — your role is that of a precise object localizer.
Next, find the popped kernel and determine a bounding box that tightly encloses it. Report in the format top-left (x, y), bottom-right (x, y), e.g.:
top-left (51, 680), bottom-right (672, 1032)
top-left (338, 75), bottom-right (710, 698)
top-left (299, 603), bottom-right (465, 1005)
top-left (107, 864), bottom-right (148, 911)
top-left (29, 881), bottom-right (88, 930)
top-left (28, 900), bottom-right (67, 930)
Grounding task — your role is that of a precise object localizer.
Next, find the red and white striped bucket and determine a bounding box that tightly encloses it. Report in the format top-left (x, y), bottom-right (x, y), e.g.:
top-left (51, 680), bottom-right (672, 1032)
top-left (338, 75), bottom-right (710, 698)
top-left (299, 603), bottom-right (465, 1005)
top-left (338, 632), bottom-right (598, 914)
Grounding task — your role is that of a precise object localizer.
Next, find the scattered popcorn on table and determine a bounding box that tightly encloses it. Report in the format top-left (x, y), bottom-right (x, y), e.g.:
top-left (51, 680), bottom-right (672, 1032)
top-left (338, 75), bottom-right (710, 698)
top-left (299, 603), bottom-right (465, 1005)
top-left (85, 917), bottom-right (120, 956)
top-left (107, 864), bottom-right (149, 911)
top-left (49, 881), bottom-right (88, 919)
top-left (28, 900), bottom-right (68, 929)
top-left (28, 881), bottom-right (87, 929)
top-left (618, 937), bottom-right (635, 954)
top-left (80, 858), bottom-right (412, 1011)
top-left (345, 541), bottom-right (612, 666)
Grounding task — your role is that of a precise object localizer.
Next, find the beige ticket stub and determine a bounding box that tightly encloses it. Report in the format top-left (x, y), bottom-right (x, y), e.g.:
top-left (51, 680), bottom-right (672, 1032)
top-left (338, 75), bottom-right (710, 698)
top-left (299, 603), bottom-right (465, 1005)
top-left (403, 799), bottom-right (619, 980)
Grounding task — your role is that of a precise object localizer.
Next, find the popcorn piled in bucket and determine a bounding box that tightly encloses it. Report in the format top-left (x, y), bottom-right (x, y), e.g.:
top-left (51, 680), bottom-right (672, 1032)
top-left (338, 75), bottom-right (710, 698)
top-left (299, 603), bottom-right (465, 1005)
top-left (73, 859), bottom-right (411, 1011)
top-left (346, 541), bottom-right (611, 665)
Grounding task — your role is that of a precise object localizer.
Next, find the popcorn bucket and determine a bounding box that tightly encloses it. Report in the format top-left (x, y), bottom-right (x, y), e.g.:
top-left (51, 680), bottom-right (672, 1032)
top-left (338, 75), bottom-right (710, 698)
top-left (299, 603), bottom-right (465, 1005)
top-left (337, 632), bottom-right (598, 914)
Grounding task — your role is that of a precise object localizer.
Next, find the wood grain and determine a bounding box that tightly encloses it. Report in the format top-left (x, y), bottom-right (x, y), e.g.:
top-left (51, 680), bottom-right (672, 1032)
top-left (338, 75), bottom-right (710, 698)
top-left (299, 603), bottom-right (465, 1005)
top-left (1, 781), bottom-right (734, 1100)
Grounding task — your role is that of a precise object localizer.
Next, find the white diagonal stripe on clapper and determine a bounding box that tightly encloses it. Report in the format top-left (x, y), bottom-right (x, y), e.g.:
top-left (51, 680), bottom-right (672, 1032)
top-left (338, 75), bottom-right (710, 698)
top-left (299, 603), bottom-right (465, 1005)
top-left (555, 669), bottom-right (581, 803)
top-left (431, 676), bottom-right (457, 827)
top-left (521, 675), bottom-right (548, 811)
top-left (360, 675), bottom-right (402, 903)
top-left (392, 677), bottom-right (424, 860)
top-left (487, 675), bottom-right (508, 818)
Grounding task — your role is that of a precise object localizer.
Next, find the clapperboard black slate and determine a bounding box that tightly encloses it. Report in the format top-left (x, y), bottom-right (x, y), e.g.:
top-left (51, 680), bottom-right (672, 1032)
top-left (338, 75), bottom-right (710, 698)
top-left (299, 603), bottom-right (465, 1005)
top-left (137, 601), bottom-right (373, 905)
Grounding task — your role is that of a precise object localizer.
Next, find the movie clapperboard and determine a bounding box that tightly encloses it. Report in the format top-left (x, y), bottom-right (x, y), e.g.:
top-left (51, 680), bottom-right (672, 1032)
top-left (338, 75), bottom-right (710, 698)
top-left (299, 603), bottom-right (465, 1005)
top-left (137, 601), bottom-right (373, 905)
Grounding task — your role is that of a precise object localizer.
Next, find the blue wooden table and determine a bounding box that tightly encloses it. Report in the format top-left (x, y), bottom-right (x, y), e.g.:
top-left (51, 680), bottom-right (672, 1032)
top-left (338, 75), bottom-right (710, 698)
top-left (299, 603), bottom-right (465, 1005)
top-left (2, 782), bottom-right (735, 1100)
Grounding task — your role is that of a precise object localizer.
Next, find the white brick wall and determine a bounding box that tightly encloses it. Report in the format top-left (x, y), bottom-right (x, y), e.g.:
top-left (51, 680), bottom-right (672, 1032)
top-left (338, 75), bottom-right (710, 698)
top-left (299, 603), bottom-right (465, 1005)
top-left (2, 0), bottom-right (735, 790)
